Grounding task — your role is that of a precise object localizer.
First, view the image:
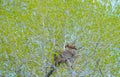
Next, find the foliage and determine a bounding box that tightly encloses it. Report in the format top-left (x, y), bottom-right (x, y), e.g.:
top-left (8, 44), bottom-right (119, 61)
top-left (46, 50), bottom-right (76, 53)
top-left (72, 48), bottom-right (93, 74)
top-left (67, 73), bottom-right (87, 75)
top-left (0, 0), bottom-right (120, 77)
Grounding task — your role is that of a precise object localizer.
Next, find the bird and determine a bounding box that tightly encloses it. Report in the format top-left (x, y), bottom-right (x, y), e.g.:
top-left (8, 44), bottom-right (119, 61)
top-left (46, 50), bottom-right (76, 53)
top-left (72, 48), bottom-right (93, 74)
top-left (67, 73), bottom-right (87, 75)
top-left (45, 43), bottom-right (77, 77)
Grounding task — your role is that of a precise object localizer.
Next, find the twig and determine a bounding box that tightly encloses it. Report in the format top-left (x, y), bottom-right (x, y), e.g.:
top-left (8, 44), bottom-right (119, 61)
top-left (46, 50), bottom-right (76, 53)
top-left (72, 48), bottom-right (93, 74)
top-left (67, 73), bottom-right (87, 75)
top-left (96, 59), bottom-right (104, 77)
top-left (45, 65), bottom-right (55, 77)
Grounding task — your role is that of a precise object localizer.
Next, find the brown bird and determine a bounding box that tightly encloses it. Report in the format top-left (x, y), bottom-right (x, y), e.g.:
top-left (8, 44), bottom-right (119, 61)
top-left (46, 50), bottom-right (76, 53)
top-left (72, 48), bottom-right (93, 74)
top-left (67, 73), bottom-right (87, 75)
top-left (55, 43), bottom-right (77, 66)
top-left (45, 43), bottom-right (77, 77)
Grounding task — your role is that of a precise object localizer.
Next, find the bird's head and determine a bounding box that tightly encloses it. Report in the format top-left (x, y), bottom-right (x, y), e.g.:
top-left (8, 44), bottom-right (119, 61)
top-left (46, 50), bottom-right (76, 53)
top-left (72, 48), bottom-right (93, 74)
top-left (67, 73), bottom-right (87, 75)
top-left (65, 43), bottom-right (77, 50)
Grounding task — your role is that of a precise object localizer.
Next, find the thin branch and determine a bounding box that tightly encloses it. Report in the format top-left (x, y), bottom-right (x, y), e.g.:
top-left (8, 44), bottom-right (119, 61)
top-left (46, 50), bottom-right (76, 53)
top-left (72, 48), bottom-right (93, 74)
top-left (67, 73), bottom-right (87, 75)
top-left (96, 59), bottom-right (104, 77)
